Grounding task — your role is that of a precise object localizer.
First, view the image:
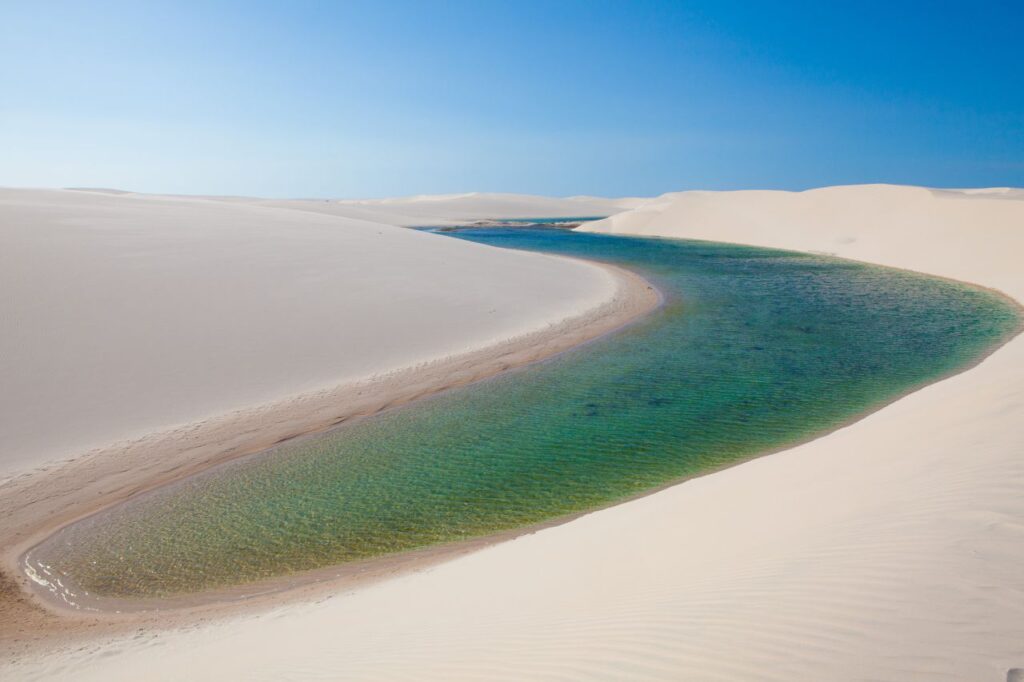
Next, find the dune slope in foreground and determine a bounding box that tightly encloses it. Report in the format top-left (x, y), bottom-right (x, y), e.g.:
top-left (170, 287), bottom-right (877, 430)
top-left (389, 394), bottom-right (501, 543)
top-left (5, 185), bottom-right (1024, 681)
top-left (0, 189), bottom-right (626, 478)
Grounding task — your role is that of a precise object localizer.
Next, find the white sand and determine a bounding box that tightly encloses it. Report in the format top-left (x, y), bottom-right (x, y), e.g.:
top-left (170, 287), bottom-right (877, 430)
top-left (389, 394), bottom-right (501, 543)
top-left (95, 189), bottom-right (642, 228)
top-left (581, 184), bottom-right (1024, 297)
top-left (259, 192), bottom-right (644, 226)
top-left (6, 184), bottom-right (1024, 681)
top-left (323, 191), bottom-right (642, 217)
top-left (0, 189), bottom-right (621, 478)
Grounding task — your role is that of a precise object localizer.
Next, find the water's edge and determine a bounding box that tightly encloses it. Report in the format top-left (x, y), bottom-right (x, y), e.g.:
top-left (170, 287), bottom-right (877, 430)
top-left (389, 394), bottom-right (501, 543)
top-left (9, 257), bottom-right (661, 616)
top-left (20, 230), bottom-right (1023, 614)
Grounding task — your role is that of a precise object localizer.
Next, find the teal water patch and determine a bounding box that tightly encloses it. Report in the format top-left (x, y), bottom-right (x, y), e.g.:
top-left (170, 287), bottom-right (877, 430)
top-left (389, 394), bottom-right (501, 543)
top-left (35, 230), bottom-right (1020, 599)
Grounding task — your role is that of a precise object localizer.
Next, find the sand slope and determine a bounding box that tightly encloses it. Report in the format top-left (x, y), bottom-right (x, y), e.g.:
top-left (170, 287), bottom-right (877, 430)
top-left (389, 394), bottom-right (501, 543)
top-left (70, 189), bottom-right (642, 228)
top-left (0, 189), bottom-right (619, 477)
top-left (262, 192), bottom-right (643, 226)
top-left (581, 184), bottom-right (1024, 296)
top-left (6, 185), bottom-right (1024, 681)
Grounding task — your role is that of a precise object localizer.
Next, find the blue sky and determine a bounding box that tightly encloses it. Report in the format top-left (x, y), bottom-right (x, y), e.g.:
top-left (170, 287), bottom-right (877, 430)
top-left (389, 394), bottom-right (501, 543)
top-left (2, 1), bottom-right (1021, 197)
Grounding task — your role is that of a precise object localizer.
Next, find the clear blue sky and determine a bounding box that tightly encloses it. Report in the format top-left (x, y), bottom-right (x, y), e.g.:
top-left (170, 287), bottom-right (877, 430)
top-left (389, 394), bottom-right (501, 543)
top-left (2, 1), bottom-right (1021, 197)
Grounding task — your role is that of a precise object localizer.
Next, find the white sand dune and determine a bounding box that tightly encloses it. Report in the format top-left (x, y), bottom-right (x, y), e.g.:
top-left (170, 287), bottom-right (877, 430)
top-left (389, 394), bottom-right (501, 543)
top-left (5, 185), bottom-right (1024, 681)
top-left (267, 191), bottom-right (643, 226)
top-left (68, 189), bottom-right (640, 228)
top-left (0, 188), bottom-right (622, 478)
top-left (582, 184), bottom-right (1024, 297)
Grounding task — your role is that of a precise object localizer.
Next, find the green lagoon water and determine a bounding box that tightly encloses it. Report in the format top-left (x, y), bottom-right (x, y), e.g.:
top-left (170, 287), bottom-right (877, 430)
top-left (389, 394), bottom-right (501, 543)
top-left (34, 229), bottom-right (1020, 600)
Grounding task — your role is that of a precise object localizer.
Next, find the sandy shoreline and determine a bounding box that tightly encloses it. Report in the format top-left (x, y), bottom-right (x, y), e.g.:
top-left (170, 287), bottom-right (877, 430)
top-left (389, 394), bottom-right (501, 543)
top-left (31, 256), bottom-right (1018, 620)
top-left (0, 257), bottom-right (659, 652)
top-left (4, 184), bottom-right (1024, 680)
top-left (0, 189), bottom-right (634, 478)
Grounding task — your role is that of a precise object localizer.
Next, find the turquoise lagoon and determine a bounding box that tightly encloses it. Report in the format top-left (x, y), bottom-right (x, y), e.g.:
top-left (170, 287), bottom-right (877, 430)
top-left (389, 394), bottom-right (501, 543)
top-left (34, 229), bottom-right (1021, 600)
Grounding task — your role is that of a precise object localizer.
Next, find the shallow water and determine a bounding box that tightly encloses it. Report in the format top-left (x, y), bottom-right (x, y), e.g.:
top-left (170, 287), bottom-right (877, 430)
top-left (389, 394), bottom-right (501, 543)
top-left (34, 230), bottom-right (1021, 600)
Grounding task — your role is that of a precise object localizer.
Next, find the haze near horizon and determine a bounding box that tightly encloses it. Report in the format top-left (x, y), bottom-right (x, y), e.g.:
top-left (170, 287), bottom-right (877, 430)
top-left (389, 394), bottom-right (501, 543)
top-left (1, 0), bottom-right (1021, 197)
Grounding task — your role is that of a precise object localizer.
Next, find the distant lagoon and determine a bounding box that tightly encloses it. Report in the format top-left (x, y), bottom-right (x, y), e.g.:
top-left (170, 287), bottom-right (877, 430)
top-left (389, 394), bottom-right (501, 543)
top-left (30, 228), bottom-right (1021, 602)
